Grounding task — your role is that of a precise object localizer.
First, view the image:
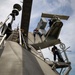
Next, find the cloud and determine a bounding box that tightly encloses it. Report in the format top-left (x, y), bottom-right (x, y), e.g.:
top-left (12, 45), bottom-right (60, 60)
top-left (0, 0), bottom-right (21, 21)
top-left (58, 0), bottom-right (75, 51)
top-left (59, 16), bottom-right (75, 49)
top-left (70, 0), bottom-right (75, 12)
top-left (30, 0), bottom-right (73, 30)
top-left (0, 0), bottom-right (22, 29)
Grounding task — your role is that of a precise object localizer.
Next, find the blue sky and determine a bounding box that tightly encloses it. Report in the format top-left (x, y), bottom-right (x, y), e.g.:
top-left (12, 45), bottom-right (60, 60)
top-left (0, 0), bottom-right (75, 75)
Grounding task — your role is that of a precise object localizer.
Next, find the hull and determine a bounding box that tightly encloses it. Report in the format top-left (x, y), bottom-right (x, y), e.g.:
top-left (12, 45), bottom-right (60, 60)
top-left (0, 41), bottom-right (58, 75)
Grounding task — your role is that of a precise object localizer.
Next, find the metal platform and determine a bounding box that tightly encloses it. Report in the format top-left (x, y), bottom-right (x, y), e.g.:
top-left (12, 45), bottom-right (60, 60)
top-left (46, 61), bottom-right (71, 68)
top-left (28, 32), bottom-right (61, 50)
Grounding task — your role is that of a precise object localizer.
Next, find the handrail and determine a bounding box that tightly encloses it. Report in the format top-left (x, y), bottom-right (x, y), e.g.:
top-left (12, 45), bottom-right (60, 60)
top-left (19, 26), bottom-right (22, 45)
top-left (0, 34), bottom-right (6, 46)
top-left (59, 43), bottom-right (69, 62)
top-left (59, 42), bottom-right (71, 75)
top-left (0, 16), bottom-right (9, 29)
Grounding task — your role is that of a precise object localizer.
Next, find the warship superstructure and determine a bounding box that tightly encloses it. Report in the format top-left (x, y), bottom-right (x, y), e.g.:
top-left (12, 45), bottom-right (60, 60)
top-left (0, 0), bottom-right (71, 75)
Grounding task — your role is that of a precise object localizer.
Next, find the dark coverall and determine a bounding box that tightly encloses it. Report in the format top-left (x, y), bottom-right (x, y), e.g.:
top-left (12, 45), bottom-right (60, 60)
top-left (33, 28), bottom-right (42, 38)
top-left (52, 46), bottom-right (64, 62)
top-left (49, 17), bottom-right (58, 27)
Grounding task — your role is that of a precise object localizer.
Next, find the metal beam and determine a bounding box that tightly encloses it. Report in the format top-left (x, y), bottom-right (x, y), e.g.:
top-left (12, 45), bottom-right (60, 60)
top-left (41, 13), bottom-right (69, 20)
top-left (21, 0), bottom-right (33, 38)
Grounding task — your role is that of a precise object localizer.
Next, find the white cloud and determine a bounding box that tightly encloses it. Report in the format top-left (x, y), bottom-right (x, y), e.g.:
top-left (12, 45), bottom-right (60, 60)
top-left (0, 0), bottom-right (22, 21)
top-left (30, 0), bottom-right (72, 29)
top-left (58, 0), bottom-right (75, 50)
top-left (70, 0), bottom-right (75, 12)
top-left (59, 16), bottom-right (75, 49)
top-left (0, 0), bottom-right (22, 29)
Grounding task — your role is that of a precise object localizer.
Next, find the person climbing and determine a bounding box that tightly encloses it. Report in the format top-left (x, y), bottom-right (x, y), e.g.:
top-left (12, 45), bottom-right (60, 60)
top-left (51, 45), bottom-right (64, 62)
top-left (33, 28), bottom-right (42, 37)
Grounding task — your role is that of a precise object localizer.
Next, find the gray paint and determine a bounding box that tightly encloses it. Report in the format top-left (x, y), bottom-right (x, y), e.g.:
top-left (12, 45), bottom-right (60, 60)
top-left (0, 41), bottom-right (58, 75)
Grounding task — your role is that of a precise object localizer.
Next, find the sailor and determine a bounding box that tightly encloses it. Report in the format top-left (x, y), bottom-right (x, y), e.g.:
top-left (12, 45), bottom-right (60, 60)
top-left (33, 28), bottom-right (42, 38)
top-left (51, 45), bottom-right (64, 62)
top-left (48, 16), bottom-right (58, 27)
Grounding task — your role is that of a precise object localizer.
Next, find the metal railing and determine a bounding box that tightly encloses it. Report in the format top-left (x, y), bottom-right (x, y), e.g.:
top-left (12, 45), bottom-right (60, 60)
top-left (0, 34), bottom-right (6, 49)
top-left (59, 42), bottom-right (72, 75)
top-left (0, 34), bottom-right (6, 46)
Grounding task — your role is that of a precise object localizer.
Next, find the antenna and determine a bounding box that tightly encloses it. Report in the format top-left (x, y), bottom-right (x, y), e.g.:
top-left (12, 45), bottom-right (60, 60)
top-left (41, 13), bottom-right (69, 20)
